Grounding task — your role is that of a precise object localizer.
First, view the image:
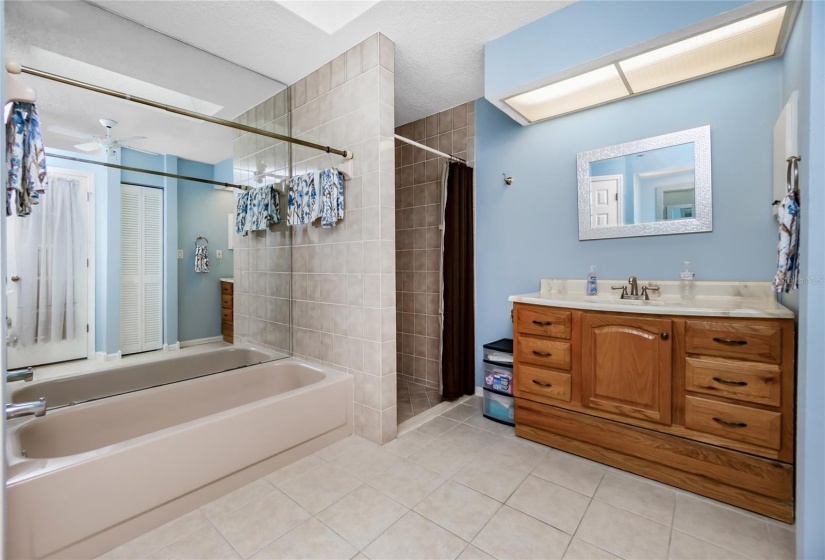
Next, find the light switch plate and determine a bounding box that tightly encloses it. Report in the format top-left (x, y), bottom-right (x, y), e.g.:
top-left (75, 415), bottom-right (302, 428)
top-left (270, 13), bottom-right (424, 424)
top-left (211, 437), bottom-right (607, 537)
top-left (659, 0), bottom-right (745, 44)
top-left (177, 250), bottom-right (183, 259)
top-left (216, 250), bottom-right (223, 259)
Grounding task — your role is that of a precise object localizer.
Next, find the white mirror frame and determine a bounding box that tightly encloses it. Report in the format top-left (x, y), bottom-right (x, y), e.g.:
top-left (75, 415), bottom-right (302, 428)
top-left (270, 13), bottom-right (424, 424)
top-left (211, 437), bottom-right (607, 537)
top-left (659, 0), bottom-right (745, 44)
top-left (577, 125), bottom-right (712, 240)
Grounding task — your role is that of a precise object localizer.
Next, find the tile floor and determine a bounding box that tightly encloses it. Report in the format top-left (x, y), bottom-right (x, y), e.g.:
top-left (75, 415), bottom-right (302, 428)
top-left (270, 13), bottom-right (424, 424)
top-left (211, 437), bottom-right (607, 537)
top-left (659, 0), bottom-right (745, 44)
top-left (99, 398), bottom-right (796, 560)
top-left (396, 378), bottom-right (444, 423)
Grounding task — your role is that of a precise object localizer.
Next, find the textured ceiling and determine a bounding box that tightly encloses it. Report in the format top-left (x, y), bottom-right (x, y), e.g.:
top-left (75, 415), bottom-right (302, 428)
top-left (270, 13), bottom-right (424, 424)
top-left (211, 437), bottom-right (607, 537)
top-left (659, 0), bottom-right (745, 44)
top-left (88, 0), bottom-right (573, 125)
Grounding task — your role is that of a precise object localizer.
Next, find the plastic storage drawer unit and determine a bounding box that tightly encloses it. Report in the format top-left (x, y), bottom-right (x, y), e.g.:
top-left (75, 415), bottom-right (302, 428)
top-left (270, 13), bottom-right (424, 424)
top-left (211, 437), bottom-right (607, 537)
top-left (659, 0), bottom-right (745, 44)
top-left (483, 389), bottom-right (515, 426)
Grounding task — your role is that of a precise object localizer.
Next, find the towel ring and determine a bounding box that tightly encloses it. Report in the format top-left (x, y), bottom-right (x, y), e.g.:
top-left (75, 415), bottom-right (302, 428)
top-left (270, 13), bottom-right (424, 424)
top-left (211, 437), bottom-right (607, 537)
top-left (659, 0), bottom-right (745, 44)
top-left (195, 235), bottom-right (208, 247)
top-left (787, 156), bottom-right (801, 195)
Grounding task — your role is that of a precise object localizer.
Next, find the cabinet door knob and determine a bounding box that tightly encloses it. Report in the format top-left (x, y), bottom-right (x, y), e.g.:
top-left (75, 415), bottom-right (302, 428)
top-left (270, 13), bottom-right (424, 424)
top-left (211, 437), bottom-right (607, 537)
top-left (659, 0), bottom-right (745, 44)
top-left (660, 332), bottom-right (669, 340)
top-left (532, 351), bottom-right (552, 357)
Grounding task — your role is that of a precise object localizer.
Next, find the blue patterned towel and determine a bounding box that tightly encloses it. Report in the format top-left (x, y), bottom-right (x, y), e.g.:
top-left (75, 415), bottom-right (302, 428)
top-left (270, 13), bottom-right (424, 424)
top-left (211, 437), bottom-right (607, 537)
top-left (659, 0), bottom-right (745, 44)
top-left (319, 168), bottom-right (345, 228)
top-left (195, 245), bottom-right (209, 273)
top-left (6, 102), bottom-right (47, 217)
top-left (287, 172), bottom-right (318, 226)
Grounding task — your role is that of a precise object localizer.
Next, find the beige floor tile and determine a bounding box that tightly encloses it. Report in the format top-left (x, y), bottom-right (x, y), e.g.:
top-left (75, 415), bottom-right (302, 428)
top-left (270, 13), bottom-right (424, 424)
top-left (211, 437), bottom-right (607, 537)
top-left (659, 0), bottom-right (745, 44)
top-left (463, 414), bottom-right (515, 437)
top-left (576, 500), bottom-right (670, 560)
top-left (532, 449), bottom-right (606, 497)
top-left (482, 435), bottom-right (548, 473)
top-left (457, 545), bottom-right (495, 560)
top-left (99, 509), bottom-right (210, 559)
top-left (673, 494), bottom-right (772, 560)
top-left (146, 524), bottom-right (240, 560)
top-left (441, 404), bottom-right (479, 423)
top-left (409, 438), bottom-right (484, 477)
top-left (452, 456), bottom-right (528, 502)
top-left (506, 475), bottom-right (590, 535)
top-left (472, 505), bottom-right (570, 560)
top-left (438, 424), bottom-right (494, 450)
top-left (351, 555), bottom-right (369, 560)
top-left (768, 523), bottom-right (796, 560)
top-left (279, 462), bottom-right (363, 514)
top-left (316, 486), bottom-right (408, 549)
top-left (330, 443), bottom-right (402, 482)
top-left (363, 511), bottom-right (467, 560)
top-left (201, 479), bottom-right (276, 522)
top-left (415, 416), bottom-right (462, 438)
top-left (316, 435), bottom-right (378, 461)
top-left (211, 489), bottom-right (310, 558)
top-left (250, 518), bottom-right (357, 560)
top-left (369, 459), bottom-right (446, 507)
top-left (266, 454), bottom-right (326, 488)
top-left (414, 481), bottom-right (502, 542)
top-left (668, 530), bottom-right (749, 560)
top-left (594, 470), bottom-right (676, 526)
top-left (563, 538), bottom-right (620, 560)
top-left (383, 430), bottom-right (435, 458)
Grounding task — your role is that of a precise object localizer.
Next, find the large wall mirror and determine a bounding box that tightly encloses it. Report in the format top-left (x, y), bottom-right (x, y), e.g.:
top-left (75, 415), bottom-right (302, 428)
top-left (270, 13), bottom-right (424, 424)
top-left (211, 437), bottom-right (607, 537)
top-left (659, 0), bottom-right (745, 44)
top-left (577, 125), bottom-right (712, 240)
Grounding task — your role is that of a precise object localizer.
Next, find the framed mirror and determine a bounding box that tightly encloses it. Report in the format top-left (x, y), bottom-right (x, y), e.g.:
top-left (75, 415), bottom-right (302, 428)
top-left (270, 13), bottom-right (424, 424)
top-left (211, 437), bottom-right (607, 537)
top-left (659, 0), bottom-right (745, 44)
top-left (577, 125), bottom-right (711, 240)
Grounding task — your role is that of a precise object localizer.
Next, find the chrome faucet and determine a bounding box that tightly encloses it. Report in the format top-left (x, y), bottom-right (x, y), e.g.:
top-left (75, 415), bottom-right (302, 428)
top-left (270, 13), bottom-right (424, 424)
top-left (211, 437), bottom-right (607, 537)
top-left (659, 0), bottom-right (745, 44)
top-left (612, 276), bottom-right (660, 300)
top-left (6, 397), bottom-right (46, 419)
top-left (6, 366), bottom-right (34, 383)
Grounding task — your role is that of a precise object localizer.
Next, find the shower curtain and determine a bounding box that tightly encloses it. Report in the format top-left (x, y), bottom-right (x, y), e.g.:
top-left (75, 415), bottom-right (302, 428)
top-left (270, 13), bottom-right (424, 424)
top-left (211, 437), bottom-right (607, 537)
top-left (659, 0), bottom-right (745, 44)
top-left (13, 177), bottom-right (83, 346)
top-left (440, 161), bottom-right (475, 400)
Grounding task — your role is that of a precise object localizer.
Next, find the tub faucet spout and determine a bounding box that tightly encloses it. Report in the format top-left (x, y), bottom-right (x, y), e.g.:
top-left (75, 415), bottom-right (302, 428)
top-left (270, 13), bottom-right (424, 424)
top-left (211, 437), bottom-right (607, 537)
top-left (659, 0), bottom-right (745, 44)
top-left (6, 397), bottom-right (46, 419)
top-left (6, 367), bottom-right (34, 383)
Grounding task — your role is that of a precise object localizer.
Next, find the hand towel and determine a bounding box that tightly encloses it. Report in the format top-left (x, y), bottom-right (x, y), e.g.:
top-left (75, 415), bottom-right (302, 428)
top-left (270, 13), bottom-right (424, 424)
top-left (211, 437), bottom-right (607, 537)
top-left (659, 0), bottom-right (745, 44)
top-left (246, 184), bottom-right (281, 232)
top-left (772, 190), bottom-right (800, 292)
top-left (195, 245), bottom-right (209, 274)
top-left (6, 102), bottom-right (47, 217)
top-left (319, 168), bottom-right (345, 227)
top-left (235, 191), bottom-right (249, 235)
top-left (287, 172), bottom-right (319, 226)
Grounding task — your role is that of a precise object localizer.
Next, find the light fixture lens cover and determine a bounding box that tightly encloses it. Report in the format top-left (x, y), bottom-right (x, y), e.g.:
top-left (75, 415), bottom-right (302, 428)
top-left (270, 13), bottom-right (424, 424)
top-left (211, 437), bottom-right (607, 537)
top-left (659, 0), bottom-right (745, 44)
top-left (620, 6), bottom-right (786, 93)
top-left (504, 65), bottom-right (630, 122)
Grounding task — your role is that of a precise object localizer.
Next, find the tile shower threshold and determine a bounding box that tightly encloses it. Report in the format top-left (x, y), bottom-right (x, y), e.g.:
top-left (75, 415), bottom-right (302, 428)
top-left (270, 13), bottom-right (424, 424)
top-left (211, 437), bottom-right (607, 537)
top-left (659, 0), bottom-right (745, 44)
top-left (397, 396), bottom-right (473, 435)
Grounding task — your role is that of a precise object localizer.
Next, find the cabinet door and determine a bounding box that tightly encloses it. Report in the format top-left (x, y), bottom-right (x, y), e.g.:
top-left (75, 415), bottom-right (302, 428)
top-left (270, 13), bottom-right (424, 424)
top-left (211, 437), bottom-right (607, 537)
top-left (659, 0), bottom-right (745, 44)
top-left (582, 314), bottom-right (672, 424)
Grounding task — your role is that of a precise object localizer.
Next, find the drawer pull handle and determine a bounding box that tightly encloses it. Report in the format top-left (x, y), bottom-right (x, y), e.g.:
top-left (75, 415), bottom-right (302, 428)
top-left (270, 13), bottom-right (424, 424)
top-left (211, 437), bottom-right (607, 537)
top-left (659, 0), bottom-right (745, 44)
top-left (532, 351), bottom-right (552, 357)
top-left (712, 337), bottom-right (748, 346)
top-left (532, 380), bottom-right (552, 388)
top-left (712, 377), bottom-right (748, 387)
top-left (712, 417), bottom-right (748, 428)
top-left (532, 320), bottom-right (553, 326)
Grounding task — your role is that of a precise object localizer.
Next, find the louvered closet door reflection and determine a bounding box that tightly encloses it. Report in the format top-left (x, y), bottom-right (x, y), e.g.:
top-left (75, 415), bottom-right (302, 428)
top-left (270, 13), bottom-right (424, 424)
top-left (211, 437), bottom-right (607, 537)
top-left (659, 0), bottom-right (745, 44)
top-left (121, 184), bottom-right (163, 355)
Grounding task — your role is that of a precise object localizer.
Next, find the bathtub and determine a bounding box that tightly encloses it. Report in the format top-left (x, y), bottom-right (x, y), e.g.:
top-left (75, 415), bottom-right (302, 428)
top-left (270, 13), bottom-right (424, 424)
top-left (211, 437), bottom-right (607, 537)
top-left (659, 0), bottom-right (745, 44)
top-left (6, 359), bottom-right (353, 560)
top-left (12, 345), bottom-right (278, 409)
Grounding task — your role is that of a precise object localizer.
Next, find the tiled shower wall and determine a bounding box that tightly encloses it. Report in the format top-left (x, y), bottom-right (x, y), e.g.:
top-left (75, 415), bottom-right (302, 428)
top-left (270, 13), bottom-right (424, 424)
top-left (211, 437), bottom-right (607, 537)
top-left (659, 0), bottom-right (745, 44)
top-left (236, 33), bottom-right (397, 444)
top-left (394, 102), bottom-right (475, 394)
top-left (232, 89), bottom-right (292, 356)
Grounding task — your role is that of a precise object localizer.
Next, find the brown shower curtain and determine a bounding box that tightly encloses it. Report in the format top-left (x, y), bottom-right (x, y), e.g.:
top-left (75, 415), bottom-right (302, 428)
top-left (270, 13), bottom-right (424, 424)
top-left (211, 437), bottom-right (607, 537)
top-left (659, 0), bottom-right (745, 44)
top-left (441, 161), bottom-right (475, 400)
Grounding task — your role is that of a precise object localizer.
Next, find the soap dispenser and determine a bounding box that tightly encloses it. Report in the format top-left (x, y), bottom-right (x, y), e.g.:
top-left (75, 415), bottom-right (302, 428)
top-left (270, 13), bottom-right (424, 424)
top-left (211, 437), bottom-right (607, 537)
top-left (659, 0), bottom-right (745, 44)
top-left (587, 265), bottom-right (598, 296)
top-left (680, 261), bottom-right (695, 300)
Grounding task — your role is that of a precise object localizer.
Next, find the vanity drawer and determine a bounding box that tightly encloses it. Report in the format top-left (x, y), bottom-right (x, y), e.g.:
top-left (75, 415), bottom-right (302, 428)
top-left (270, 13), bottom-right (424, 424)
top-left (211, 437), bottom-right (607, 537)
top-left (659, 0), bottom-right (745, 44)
top-left (221, 282), bottom-right (233, 295)
top-left (685, 321), bottom-right (782, 364)
top-left (221, 308), bottom-right (233, 324)
top-left (221, 323), bottom-right (234, 339)
top-left (685, 396), bottom-right (781, 450)
top-left (516, 335), bottom-right (572, 371)
top-left (517, 364), bottom-right (571, 403)
top-left (686, 357), bottom-right (780, 407)
top-left (516, 306), bottom-right (572, 340)
top-left (221, 295), bottom-right (233, 309)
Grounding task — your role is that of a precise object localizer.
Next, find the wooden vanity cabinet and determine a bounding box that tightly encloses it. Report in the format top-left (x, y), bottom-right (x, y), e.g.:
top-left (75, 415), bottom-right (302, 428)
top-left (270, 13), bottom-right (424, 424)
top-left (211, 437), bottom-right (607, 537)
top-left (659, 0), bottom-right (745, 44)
top-left (221, 280), bottom-right (234, 343)
top-left (512, 302), bottom-right (796, 522)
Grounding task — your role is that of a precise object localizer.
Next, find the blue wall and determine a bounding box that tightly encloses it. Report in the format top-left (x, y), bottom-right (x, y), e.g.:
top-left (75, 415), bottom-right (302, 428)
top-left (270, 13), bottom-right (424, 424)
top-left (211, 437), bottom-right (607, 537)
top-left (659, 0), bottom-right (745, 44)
top-left (476, 60), bottom-right (781, 385)
top-left (484, 0), bottom-right (752, 98)
top-left (779, 1), bottom-right (825, 557)
top-left (176, 158), bottom-right (235, 342)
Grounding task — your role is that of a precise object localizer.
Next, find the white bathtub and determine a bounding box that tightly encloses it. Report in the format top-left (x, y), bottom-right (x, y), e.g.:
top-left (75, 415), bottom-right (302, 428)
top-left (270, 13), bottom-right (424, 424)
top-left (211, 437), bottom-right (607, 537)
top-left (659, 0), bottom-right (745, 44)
top-left (6, 358), bottom-right (353, 560)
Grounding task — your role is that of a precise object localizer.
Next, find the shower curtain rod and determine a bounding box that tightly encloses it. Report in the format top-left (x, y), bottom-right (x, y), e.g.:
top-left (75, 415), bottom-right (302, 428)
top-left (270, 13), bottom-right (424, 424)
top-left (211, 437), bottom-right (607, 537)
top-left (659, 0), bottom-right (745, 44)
top-left (394, 134), bottom-right (466, 164)
top-left (46, 152), bottom-right (252, 191)
top-left (6, 60), bottom-right (354, 160)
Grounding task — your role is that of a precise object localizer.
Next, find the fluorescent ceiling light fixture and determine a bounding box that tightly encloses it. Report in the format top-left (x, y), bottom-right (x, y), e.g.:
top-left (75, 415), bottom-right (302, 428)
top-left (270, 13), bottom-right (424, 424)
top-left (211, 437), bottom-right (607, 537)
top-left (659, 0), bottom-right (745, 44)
top-left (275, 1), bottom-right (382, 35)
top-left (620, 5), bottom-right (787, 93)
top-left (504, 65), bottom-right (629, 122)
top-left (28, 48), bottom-right (224, 116)
top-left (500, 3), bottom-right (795, 124)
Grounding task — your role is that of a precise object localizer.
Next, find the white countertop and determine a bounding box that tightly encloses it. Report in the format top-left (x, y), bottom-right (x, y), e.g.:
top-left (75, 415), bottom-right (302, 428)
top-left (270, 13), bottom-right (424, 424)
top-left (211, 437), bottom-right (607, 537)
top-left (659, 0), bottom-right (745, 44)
top-left (509, 279), bottom-right (794, 319)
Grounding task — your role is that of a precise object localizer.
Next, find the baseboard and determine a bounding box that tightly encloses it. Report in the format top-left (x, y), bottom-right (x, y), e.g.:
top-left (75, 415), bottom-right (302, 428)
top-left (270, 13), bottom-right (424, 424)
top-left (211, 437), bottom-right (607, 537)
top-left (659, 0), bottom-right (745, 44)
top-left (179, 336), bottom-right (223, 348)
top-left (95, 351), bottom-right (122, 362)
top-left (163, 342), bottom-right (181, 352)
top-left (475, 386), bottom-right (483, 397)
